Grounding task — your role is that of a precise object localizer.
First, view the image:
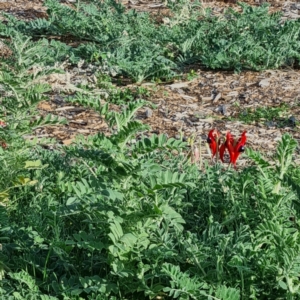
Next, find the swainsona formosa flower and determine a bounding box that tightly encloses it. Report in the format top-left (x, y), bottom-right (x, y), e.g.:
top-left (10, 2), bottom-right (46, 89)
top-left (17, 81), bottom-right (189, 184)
top-left (220, 131), bottom-right (247, 167)
top-left (207, 129), bottom-right (247, 168)
top-left (207, 129), bottom-right (220, 159)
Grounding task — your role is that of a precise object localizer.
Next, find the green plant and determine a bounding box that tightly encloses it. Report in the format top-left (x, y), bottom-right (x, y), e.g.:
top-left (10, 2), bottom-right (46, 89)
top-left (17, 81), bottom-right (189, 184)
top-left (4, 0), bottom-right (300, 79)
top-left (108, 87), bottom-right (151, 105)
top-left (3, 79), bottom-right (300, 299)
top-left (2, 1), bottom-right (300, 299)
top-left (238, 103), bottom-right (289, 126)
top-left (186, 69), bottom-right (198, 81)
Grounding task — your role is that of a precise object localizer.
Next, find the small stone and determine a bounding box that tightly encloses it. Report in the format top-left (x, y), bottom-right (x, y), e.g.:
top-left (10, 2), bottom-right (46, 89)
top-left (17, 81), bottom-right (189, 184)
top-left (258, 79), bottom-right (270, 88)
top-left (145, 108), bottom-right (153, 118)
top-left (239, 93), bottom-right (247, 101)
top-left (53, 95), bottom-right (65, 105)
top-left (189, 116), bottom-right (199, 122)
top-left (216, 105), bottom-right (227, 115)
top-left (265, 121), bottom-right (276, 128)
top-left (221, 105), bottom-right (228, 116)
top-left (185, 118), bottom-right (194, 126)
top-left (289, 116), bottom-right (296, 127)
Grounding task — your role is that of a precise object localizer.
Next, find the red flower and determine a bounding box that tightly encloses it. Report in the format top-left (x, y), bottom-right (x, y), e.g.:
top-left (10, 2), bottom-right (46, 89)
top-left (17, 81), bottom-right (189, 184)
top-left (220, 131), bottom-right (247, 167)
top-left (219, 131), bottom-right (235, 163)
top-left (0, 121), bottom-right (6, 127)
top-left (207, 129), bottom-right (220, 159)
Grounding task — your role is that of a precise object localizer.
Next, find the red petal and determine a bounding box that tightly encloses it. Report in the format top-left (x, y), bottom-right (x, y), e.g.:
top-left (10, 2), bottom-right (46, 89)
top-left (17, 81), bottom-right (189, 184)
top-left (232, 131), bottom-right (247, 165)
top-left (219, 142), bottom-right (226, 162)
top-left (224, 132), bottom-right (235, 164)
top-left (209, 140), bottom-right (217, 157)
top-left (207, 129), bottom-right (220, 158)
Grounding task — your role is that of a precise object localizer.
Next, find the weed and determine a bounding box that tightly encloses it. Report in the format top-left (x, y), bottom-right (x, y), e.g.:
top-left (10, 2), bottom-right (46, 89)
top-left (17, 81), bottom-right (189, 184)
top-left (109, 86), bottom-right (151, 105)
top-left (238, 103), bottom-right (290, 126)
top-left (163, 90), bottom-right (169, 97)
top-left (186, 69), bottom-right (198, 81)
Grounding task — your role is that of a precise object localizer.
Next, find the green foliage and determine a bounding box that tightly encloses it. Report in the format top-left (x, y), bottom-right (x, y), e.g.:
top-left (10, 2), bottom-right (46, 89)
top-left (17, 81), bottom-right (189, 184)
top-left (162, 263), bottom-right (209, 299)
top-left (0, 31), bottom-right (66, 202)
top-left (2, 84), bottom-right (300, 299)
top-left (197, 3), bottom-right (300, 71)
top-left (3, 1), bottom-right (300, 80)
top-left (108, 87), bottom-right (151, 105)
top-left (2, 1), bottom-right (300, 299)
top-left (237, 103), bottom-right (289, 126)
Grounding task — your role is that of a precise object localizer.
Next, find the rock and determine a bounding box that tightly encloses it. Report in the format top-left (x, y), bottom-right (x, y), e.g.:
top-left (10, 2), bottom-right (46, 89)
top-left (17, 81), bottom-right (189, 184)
top-left (145, 108), bottom-right (153, 118)
top-left (185, 118), bottom-right (194, 126)
top-left (265, 121), bottom-right (276, 128)
top-left (289, 116), bottom-right (296, 127)
top-left (53, 94), bottom-right (65, 105)
top-left (221, 105), bottom-right (227, 115)
top-left (258, 79), bottom-right (270, 88)
top-left (189, 116), bottom-right (199, 122)
top-left (215, 105), bottom-right (227, 115)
